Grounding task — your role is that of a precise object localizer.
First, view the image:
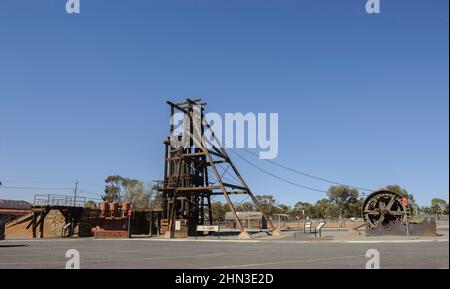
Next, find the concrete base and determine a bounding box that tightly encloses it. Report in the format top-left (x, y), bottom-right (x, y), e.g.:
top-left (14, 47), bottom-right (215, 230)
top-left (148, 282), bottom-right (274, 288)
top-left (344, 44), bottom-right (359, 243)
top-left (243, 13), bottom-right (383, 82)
top-left (238, 231), bottom-right (252, 240)
top-left (347, 228), bottom-right (362, 236)
top-left (164, 231), bottom-right (173, 239)
top-left (271, 229), bottom-right (281, 237)
top-left (94, 230), bottom-right (129, 239)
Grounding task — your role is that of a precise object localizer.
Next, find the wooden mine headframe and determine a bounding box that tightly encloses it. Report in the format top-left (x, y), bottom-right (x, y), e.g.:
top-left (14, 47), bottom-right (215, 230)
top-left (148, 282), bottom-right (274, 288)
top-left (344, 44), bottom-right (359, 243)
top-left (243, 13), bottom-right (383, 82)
top-left (161, 98), bottom-right (280, 239)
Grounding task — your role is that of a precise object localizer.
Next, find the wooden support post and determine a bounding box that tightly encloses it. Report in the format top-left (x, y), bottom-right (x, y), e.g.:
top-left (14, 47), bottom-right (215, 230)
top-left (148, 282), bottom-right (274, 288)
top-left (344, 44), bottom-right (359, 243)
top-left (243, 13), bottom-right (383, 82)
top-left (226, 158), bottom-right (281, 236)
top-left (200, 112), bottom-right (280, 237)
top-left (157, 212), bottom-right (160, 236)
top-left (149, 211), bottom-right (153, 237)
top-left (207, 195), bottom-right (213, 225)
top-left (165, 158), bottom-right (183, 239)
top-left (200, 195), bottom-right (204, 225)
top-left (39, 210), bottom-right (45, 239)
top-left (32, 212), bottom-right (37, 238)
top-left (166, 190), bottom-right (178, 238)
top-left (205, 150), bottom-right (250, 239)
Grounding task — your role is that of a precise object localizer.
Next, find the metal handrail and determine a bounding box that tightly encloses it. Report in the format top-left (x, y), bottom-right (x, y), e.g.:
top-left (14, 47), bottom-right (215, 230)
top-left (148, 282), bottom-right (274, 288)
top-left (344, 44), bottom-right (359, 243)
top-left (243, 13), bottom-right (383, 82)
top-left (33, 194), bottom-right (89, 207)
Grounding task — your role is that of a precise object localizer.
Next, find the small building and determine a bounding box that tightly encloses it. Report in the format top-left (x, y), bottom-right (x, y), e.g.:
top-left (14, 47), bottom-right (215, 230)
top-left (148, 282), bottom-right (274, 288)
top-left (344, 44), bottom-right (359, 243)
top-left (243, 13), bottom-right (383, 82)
top-left (0, 199), bottom-right (32, 221)
top-left (130, 208), bottom-right (163, 236)
top-left (0, 199), bottom-right (32, 240)
top-left (224, 211), bottom-right (267, 229)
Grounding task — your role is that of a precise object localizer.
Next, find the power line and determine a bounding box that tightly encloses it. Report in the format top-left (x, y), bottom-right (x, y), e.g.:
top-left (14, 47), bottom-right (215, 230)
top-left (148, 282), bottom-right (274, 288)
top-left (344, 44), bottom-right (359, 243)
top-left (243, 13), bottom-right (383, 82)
top-left (0, 177), bottom-right (106, 197)
top-left (198, 118), bottom-right (329, 193)
top-left (78, 189), bottom-right (103, 197)
top-left (240, 147), bottom-right (375, 192)
top-left (0, 179), bottom-right (75, 184)
top-left (0, 176), bottom-right (75, 183)
top-left (216, 163), bottom-right (242, 184)
top-left (233, 195), bottom-right (251, 208)
top-left (0, 186), bottom-right (74, 190)
top-left (0, 177), bottom-right (107, 193)
top-left (77, 195), bottom-right (103, 201)
top-left (228, 149), bottom-right (328, 193)
top-left (202, 115), bottom-right (374, 192)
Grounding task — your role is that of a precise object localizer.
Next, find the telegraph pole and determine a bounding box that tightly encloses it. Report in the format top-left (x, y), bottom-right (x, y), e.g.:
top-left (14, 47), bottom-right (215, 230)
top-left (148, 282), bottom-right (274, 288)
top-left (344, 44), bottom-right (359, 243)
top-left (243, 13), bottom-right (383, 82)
top-left (73, 180), bottom-right (78, 207)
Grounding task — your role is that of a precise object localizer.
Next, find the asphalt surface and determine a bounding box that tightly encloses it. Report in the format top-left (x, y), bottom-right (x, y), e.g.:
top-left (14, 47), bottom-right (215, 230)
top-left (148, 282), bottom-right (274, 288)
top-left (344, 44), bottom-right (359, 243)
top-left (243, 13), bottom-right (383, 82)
top-left (0, 238), bottom-right (448, 269)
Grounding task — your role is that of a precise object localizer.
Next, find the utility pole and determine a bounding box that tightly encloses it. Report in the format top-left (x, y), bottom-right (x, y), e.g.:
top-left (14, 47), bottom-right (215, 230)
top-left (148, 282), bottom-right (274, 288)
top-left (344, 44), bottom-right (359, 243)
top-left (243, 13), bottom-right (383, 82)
top-left (73, 180), bottom-right (78, 207)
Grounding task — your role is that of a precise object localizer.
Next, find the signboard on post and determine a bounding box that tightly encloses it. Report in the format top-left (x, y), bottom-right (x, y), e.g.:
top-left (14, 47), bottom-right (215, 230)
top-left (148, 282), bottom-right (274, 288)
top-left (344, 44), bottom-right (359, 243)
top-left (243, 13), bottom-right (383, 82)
top-left (197, 225), bottom-right (219, 232)
top-left (402, 198), bottom-right (408, 206)
top-left (195, 225), bottom-right (220, 239)
top-left (402, 197), bottom-right (409, 239)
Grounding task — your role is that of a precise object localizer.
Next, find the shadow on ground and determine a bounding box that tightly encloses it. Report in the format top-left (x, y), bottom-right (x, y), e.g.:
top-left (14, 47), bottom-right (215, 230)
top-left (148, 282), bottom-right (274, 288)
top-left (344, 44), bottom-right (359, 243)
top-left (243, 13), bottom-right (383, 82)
top-left (0, 244), bottom-right (29, 248)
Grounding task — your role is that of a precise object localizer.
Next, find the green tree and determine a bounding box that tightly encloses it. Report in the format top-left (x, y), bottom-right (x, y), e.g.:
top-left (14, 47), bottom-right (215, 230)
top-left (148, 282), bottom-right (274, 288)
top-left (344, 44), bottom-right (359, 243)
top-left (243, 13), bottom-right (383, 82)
top-left (255, 195), bottom-right (278, 216)
top-left (103, 175), bottom-right (150, 206)
top-left (419, 206), bottom-right (431, 215)
top-left (292, 202), bottom-right (311, 218)
top-left (347, 197), bottom-right (364, 218)
top-left (384, 185), bottom-right (417, 209)
top-left (123, 181), bottom-right (154, 209)
top-left (306, 205), bottom-right (318, 219)
top-left (315, 199), bottom-right (333, 219)
top-left (84, 200), bottom-right (97, 209)
top-left (327, 186), bottom-right (359, 220)
top-left (277, 204), bottom-right (291, 215)
top-left (235, 202), bottom-right (254, 212)
top-left (431, 198), bottom-right (448, 220)
top-left (324, 203), bottom-right (339, 219)
top-left (151, 191), bottom-right (164, 209)
top-left (148, 182), bottom-right (163, 209)
top-left (208, 201), bottom-right (228, 222)
top-left (103, 175), bottom-right (127, 202)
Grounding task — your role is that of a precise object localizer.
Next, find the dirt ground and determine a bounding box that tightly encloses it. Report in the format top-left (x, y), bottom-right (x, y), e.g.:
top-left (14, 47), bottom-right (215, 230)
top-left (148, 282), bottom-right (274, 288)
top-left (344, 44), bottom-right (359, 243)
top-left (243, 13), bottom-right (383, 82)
top-left (281, 220), bottom-right (364, 229)
top-left (5, 210), bottom-right (67, 239)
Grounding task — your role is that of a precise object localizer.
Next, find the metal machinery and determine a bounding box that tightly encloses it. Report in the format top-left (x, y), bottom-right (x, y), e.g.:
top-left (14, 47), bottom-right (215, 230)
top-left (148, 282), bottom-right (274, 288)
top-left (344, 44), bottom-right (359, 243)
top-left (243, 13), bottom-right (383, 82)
top-left (362, 190), bottom-right (437, 236)
top-left (92, 202), bottom-right (131, 238)
top-left (160, 99), bottom-right (281, 239)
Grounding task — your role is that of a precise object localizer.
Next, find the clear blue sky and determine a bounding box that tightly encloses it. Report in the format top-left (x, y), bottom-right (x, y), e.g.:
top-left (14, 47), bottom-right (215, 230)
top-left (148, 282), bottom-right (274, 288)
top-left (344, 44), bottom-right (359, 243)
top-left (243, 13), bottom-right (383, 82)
top-left (0, 0), bottom-right (448, 206)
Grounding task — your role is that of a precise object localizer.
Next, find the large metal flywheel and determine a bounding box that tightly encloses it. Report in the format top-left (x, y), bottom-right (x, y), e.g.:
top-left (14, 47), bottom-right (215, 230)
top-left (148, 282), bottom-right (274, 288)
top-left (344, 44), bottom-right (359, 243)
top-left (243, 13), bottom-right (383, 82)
top-left (362, 190), bottom-right (412, 233)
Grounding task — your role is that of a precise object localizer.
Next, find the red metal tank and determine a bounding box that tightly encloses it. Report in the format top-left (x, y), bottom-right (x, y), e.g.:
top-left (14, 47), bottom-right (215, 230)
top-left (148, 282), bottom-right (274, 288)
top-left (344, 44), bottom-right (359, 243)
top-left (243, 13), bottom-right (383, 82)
top-left (99, 203), bottom-right (109, 217)
top-left (110, 202), bottom-right (118, 218)
top-left (120, 202), bottom-right (131, 217)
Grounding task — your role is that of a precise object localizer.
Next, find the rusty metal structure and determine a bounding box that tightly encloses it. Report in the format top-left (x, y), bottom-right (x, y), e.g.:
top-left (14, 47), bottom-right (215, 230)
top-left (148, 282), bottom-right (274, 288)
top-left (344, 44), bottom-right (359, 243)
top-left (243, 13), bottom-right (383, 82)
top-left (29, 194), bottom-right (86, 238)
top-left (130, 208), bottom-right (163, 237)
top-left (160, 98), bottom-right (280, 239)
top-left (92, 202), bottom-right (131, 238)
top-left (362, 190), bottom-right (437, 236)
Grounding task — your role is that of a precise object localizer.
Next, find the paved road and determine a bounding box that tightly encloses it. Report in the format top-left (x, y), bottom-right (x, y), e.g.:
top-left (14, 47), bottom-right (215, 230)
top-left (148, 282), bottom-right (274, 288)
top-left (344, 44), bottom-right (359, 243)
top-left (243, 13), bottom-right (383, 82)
top-left (0, 238), bottom-right (448, 269)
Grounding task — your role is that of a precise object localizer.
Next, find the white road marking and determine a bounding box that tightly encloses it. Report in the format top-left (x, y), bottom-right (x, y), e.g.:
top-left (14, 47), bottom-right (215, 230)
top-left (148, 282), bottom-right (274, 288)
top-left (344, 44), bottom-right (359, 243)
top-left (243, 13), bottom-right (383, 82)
top-left (3, 237), bottom-right (448, 245)
top-left (209, 254), bottom-right (368, 269)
